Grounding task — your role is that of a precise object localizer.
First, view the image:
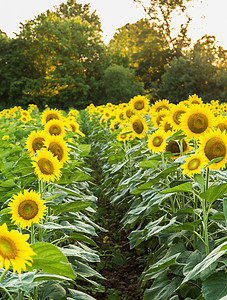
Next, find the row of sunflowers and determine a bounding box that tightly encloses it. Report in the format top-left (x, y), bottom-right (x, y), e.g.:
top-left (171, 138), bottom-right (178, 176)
top-left (0, 105), bottom-right (104, 299)
top-left (85, 94), bottom-right (227, 299)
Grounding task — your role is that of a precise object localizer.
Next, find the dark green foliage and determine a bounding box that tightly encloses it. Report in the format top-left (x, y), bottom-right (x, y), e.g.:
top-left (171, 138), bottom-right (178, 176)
top-left (103, 65), bottom-right (144, 104)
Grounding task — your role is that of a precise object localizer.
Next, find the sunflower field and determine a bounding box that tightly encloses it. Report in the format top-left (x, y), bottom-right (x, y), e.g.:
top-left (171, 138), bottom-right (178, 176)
top-left (0, 95), bottom-right (226, 300)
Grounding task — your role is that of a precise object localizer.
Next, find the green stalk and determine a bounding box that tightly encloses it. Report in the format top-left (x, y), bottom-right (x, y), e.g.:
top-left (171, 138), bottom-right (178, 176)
top-left (0, 268), bottom-right (8, 283)
top-left (31, 223), bottom-right (35, 244)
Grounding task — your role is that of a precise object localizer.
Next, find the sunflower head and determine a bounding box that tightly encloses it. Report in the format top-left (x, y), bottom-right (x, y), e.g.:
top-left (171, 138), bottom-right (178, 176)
top-left (181, 152), bottom-right (207, 176)
top-left (41, 108), bottom-right (63, 125)
top-left (129, 95), bottom-right (150, 114)
top-left (44, 119), bottom-right (66, 138)
top-left (147, 129), bottom-right (170, 153)
top-left (165, 138), bottom-right (192, 159)
top-left (0, 223), bottom-right (36, 273)
top-left (26, 130), bottom-right (46, 156)
top-left (31, 148), bottom-right (63, 182)
top-left (180, 104), bottom-right (215, 139)
top-left (9, 190), bottom-right (47, 229)
top-left (44, 134), bottom-right (70, 163)
top-left (198, 129), bottom-right (227, 170)
top-left (129, 114), bottom-right (148, 139)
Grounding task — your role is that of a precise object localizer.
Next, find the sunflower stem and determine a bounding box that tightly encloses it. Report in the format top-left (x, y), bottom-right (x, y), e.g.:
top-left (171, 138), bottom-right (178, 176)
top-left (33, 286), bottom-right (38, 300)
top-left (202, 168), bottom-right (210, 255)
top-left (31, 223), bottom-right (35, 244)
top-left (0, 268), bottom-right (8, 283)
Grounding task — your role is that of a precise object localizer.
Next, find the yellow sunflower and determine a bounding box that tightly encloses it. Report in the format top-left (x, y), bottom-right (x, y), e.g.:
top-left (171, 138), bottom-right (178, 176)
top-left (0, 223), bottom-right (36, 273)
top-left (129, 95), bottom-right (150, 114)
top-left (44, 119), bottom-right (66, 138)
top-left (31, 148), bottom-right (63, 182)
top-left (159, 117), bottom-right (173, 133)
top-left (26, 130), bottom-right (46, 156)
top-left (9, 190), bottom-right (46, 229)
top-left (186, 94), bottom-right (204, 106)
top-left (20, 115), bottom-right (31, 123)
top-left (180, 104), bottom-right (215, 140)
top-left (41, 108), bottom-right (63, 125)
top-left (168, 102), bottom-right (188, 131)
top-left (181, 152), bottom-right (207, 176)
top-left (214, 115), bottom-right (227, 132)
top-left (198, 129), bottom-right (227, 170)
top-left (147, 129), bottom-right (170, 153)
top-left (129, 114), bottom-right (148, 139)
top-left (44, 134), bottom-right (70, 163)
top-left (150, 99), bottom-right (172, 114)
top-left (152, 110), bottom-right (169, 128)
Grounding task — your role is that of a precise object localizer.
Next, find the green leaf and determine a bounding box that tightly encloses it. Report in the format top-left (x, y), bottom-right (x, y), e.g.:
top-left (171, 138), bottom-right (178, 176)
top-left (0, 271), bottom-right (36, 293)
top-left (69, 289), bottom-right (96, 300)
top-left (160, 182), bottom-right (193, 194)
top-left (193, 173), bottom-right (205, 186)
top-left (26, 242), bottom-right (75, 279)
top-left (77, 144), bottom-right (91, 156)
top-left (200, 183), bottom-right (227, 205)
top-left (182, 242), bottom-right (227, 284)
top-left (223, 198), bottom-right (227, 226)
top-left (138, 159), bottom-right (159, 169)
top-left (50, 201), bottom-right (91, 215)
top-left (38, 281), bottom-right (66, 300)
top-left (202, 273), bottom-right (227, 300)
top-left (144, 254), bottom-right (180, 275)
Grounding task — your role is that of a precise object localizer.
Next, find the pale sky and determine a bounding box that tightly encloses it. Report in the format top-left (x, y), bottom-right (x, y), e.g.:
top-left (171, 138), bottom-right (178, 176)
top-left (0, 0), bottom-right (226, 48)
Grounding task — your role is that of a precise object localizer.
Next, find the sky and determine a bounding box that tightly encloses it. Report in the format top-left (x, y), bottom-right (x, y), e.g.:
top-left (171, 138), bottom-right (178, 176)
top-left (0, 0), bottom-right (226, 48)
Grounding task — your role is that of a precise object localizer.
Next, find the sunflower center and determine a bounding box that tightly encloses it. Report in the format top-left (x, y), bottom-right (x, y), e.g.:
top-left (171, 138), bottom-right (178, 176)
top-left (153, 136), bottom-right (163, 147)
top-left (156, 114), bottom-right (166, 126)
top-left (216, 123), bottom-right (227, 132)
top-left (132, 120), bottom-right (144, 134)
top-left (18, 200), bottom-right (39, 220)
top-left (0, 237), bottom-right (17, 259)
top-left (204, 137), bottom-right (226, 161)
top-left (188, 113), bottom-right (208, 134)
top-left (126, 109), bottom-right (133, 118)
top-left (32, 137), bottom-right (45, 152)
top-left (173, 110), bottom-right (185, 125)
top-left (46, 114), bottom-right (59, 122)
top-left (70, 124), bottom-right (76, 132)
top-left (38, 158), bottom-right (55, 175)
top-left (166, 140), bottom-right (187, 155)
top-left (134, 100), bottom-right (144, 110)
top-left (188, 158), bottom-right (200, 170)
top-left (49, 125), bottom-right (61, 136)
top-left (49, 142), bottom-right (64, 161)
top-left (156, 105), bottom-right (169, 112)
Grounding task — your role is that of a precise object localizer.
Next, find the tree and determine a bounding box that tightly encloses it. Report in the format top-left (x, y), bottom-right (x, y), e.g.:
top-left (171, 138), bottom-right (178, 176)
top-left (103, 65), bottom-right (144, 104)
top-left (109, 19), bottom-right (172, 96)
top-left (18, 7), bottom-right (110, 109)
top-left (133, 0), bottom-right (193, 55)
top-left (158, 35), bottom-right (227, 102)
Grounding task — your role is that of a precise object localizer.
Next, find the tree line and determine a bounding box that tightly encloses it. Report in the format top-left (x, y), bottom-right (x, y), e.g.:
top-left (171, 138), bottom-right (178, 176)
top-left (0, 0), bottom-right (226, 110)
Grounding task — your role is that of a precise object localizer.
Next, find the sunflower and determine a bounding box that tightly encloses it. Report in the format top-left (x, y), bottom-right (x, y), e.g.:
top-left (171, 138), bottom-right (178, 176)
top-left (129, 95), bottom-right (150, 114)
top-left (150, 99), bottom-right (171, 114)
top-left (129, 114), bottom-right (148, 139)
top-left (147, 129), bottom-right (170, 153)
top-left (186, 94), bottom-right (204, 106)
top-left (180, 104), bottom-right (215, 140)
top-left (20, 115), bottom-right (31, 123)
top-left (181, 152), bottom-right (207, 176)
top-left (165, 138), bottom-right (192, 159)
top-left (124, 106), bottom-right (134, 119)
top-left (152, 110), bottom-right (169, 128)
top-left (44, 119), bottom-right (66, 138)
top-left (41, 108), bottom-right (63, 125)
top-left (168, 102), bottom-right (188, 131)
top-left (159, 117), bottom-right (173, 133)
top-left (31, 148), bottom-right (63, 182)
top-left (214, 115), bottom-right (227, 132)
top-left (44, 134), bottom-right (70, 163)
top-left (198, 129), bottom-right (227, 170)
top-left (9, 190), bottom-right (46, 229)
top-left (26, 130), bottom-right (46, 156)
top-left (0, 223), bottom-right (36, 273)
